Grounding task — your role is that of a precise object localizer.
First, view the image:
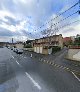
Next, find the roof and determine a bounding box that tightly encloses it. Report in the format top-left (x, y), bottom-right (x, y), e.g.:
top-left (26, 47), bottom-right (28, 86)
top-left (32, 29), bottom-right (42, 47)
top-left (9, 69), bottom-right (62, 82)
top-left (35, 34), bottom-right (62, 40)
top-left (63, 37), bottom-right (72, 42)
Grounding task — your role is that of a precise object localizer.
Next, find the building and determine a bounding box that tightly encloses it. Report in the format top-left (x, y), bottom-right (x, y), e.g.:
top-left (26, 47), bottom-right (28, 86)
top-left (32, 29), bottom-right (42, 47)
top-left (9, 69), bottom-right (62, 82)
top-left (33, 34), bottom-right (63, 54)
top-left (63, 37), bottom-right (72, 46)
top-left (70, 36), bottom-right (75, 42)
top-left (0, 42), bottom-right (8, 47)
top-left (15, 42), bottom-right (24, 49)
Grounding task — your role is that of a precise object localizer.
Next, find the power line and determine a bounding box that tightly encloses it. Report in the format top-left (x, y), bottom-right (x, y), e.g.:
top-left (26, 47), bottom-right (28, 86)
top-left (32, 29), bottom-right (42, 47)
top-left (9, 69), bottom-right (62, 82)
top-left (34, 1), bottom-right (79, 38)
top-left (42, 10), bottom-right (78, 35)
top-left (37, 1), bottom-right (79, 30)
top-left (55, 10), bottom-right (79, 25)
top-left (54, 20), bottom-right (80, 31)
top-left (45, 19), bottom-right (80, 36)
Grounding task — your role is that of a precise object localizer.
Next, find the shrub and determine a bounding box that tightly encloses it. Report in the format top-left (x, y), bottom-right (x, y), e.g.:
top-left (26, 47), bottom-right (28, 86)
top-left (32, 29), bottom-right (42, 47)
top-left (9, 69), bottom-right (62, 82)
top-left (52, 46), bottom-right (61, 53)
top-left (24, 44), bottom-right (32, 48)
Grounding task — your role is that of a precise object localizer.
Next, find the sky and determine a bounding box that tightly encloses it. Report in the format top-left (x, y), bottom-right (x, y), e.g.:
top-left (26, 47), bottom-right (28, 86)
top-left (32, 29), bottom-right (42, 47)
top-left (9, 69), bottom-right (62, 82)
top-left (0, 0), bottom-right (80, 42)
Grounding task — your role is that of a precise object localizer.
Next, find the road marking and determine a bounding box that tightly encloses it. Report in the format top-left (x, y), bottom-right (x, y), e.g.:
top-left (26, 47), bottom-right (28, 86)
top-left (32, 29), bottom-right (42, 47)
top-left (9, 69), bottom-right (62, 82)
top-left (49, 62), bottom-right (52, 65)
top-left (12, 56), bottom-right (14, 59)
top-left (72, 72), bottom-right (80, 82)
top-left (34, 58), bottom-right (80, 76)
top-left (25, 72), bottom-right (41, 90)
top-left (56, 64), bottom-right (60, 68)
top-left (51, 63), bottom-right (55, 65)
top-left (16, 60), bottom-right (22, 67)
top-left (16, 60), bottom-right (20, 65)
top-left (24, 57), bottom-right (27, 58)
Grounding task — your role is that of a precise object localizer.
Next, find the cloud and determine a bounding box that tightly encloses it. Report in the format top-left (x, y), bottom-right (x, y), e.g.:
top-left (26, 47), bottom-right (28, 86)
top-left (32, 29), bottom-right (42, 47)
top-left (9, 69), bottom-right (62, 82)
top-left (0, 0), bottom-right (79, 42)
top-left (4, 16), bottom-right (20, 26)
top-left (0, 27), bottom-right (14, 36)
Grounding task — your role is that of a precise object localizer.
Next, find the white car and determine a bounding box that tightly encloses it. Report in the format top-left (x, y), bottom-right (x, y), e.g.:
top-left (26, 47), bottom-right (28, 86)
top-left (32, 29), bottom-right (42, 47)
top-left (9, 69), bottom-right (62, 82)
top-left (13, 48), bottom-right (17, 52)
top-left (16, 49), bottom-right (23, 54)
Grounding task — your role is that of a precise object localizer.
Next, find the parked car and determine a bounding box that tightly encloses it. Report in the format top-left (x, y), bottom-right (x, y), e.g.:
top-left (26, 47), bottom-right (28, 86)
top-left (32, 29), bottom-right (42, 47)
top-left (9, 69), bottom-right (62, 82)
top-left (8, 46), bottom-right (10, 49)
top-left (16, 49), bottom-right (23, 54)
top-left (10, 47), bottom-right (14, 50)
top-left (13, 48), bottom-right (17, 52)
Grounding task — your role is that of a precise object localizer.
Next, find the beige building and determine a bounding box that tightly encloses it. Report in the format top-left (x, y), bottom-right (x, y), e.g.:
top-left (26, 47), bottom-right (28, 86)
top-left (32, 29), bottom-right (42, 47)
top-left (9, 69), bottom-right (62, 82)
top-left (15, 42), bottom-right (24, 49)
top-left (33, 34), bottom-right (63, 54)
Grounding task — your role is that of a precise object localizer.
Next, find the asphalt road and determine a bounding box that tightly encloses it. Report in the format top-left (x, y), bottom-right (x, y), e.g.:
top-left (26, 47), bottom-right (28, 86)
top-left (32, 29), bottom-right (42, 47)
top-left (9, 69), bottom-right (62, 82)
top-left (0, 47), bottom-right (80, 92)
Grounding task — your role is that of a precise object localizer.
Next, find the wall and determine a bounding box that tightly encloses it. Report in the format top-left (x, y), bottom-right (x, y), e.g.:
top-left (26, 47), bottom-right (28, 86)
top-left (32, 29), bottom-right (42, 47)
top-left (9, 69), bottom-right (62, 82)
top-left (34, 46), bottom-right (50, 54)
top-left (16, 44), bottom-right (24, 49)
top-left (67, 49), bottom-right (80, 61)
top-left (42, 48), bottom-right (48, 55)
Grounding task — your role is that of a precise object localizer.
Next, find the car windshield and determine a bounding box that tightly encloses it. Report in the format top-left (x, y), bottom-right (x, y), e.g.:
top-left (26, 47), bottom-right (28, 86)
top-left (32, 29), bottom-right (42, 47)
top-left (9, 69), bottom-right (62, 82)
top-left (0, 0), bottom-right (80, 92)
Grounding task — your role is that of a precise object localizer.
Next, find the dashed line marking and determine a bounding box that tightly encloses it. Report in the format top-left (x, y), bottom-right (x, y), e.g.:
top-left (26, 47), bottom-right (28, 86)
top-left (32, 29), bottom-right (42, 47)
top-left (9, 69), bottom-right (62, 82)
top-left (49, 62), bottom-right (52, 65)
top-left (43, 60), bottom-right (46, 63)
top-left (63, 66), bottom-right (67, 70)
top-left (38, 58), bottom-right (80, 76)
top-left (16, 60), bottom-right (22, 67)
top-left (24, 57), bottom-right (27, 58)
top-left (54, 64), bottom-right (57, 67)
top-left (56, 64), bottom-right (60, 68)
top-left (12, 55), bottom-right (14, 59)
top-left (25, 72), bottom-right (41, 90)
top-left (16, 60), bottom-right (19, 65)
top-left (35, 58), bottom-right (80, 82)
top-left (59, 66), bottom-right (63, 68)
top-left (51, 63), bottom-right (54, 65)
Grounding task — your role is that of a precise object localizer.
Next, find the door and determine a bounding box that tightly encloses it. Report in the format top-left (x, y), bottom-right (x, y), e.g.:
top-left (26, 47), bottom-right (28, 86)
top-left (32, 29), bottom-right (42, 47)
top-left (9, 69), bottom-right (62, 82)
top-left (34, 47), bottom-right (36, 52)
top-left (40, 47), bottom-right (43, 53)
top-left (37, 47), bottom-right (39, 53)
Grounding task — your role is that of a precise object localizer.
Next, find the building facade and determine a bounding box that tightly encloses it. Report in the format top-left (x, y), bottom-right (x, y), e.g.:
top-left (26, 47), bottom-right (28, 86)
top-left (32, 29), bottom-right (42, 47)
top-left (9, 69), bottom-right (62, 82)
top-left (33, 34), bottom-right (63, 54)
top-left (63, 37), bottom-right (72, 46)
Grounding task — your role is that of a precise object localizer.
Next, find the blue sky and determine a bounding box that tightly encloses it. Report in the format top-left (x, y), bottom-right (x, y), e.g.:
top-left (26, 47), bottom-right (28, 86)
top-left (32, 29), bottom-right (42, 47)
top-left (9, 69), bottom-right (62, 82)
top-left (0, 0), bottom-right (80, 42)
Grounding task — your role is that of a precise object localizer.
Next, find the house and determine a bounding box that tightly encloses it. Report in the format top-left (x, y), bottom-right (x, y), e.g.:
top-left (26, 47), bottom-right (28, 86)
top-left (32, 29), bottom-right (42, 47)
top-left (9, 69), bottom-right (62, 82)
top-left (63, 37), bottom-right (72, 46)
top-left (33, 34), bottom-right (63, 54)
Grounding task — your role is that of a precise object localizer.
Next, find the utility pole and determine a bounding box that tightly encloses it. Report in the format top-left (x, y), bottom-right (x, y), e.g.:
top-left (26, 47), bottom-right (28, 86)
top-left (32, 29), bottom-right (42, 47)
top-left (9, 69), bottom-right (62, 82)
top-left (12, 38), bottom-right (13, 44)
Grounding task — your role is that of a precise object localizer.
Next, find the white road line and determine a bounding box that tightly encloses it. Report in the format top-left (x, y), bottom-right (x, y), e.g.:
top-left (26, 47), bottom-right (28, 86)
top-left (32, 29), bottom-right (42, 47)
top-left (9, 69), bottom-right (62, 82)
top-left (16, 60), bottom-right (22, 67)
top-left (25, 72), bottom-right (41, 90)
top-left (11, 55), bottom-right (22, 67)
top-left (16, 60), bottom-right (20, 65)
top-left (72, 72), bottom-right (80, 82)
top-left (24, 57), bottom-right (27, 58)
top-left (12, 55), bottom-right (14, 58)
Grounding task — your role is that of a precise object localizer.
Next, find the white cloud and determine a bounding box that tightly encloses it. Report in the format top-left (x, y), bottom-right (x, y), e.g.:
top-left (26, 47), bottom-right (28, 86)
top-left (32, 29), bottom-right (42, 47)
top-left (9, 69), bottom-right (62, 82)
top-left (0, 0), bottom-right (79, 42)
top-left (0, 10), bottom-right (16, 19)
